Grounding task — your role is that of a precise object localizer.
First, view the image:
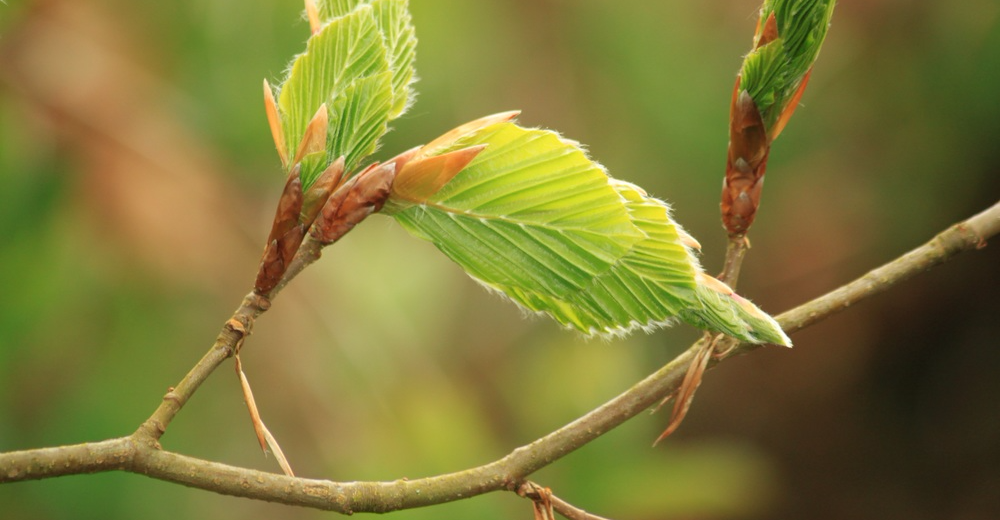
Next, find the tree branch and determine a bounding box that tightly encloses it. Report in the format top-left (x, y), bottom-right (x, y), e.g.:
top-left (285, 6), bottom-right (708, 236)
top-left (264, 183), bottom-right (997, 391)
top-left (772, 200), bottom-right (998, 336)
top-left (1, 199), bottom-right (997, 514)
top-left (718, 235), bottom-right (750, 287)
top-left (134, 291), bottom-right (271, 442)
top-left (1, 438), bottom-right (134, 481)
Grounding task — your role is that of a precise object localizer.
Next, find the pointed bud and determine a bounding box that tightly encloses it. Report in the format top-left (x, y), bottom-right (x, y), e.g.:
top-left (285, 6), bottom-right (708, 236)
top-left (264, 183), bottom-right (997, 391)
top-left (391, 145), bottom-right (488, 203)
top-left (292, 104), bottom-right (329, 166)
top-left (738, 0), bottom-right (834, 136)
top-left (263, 79), bottom-right (288, 168)
top-left (255, 166), bottom-right (307, 294)
top-left (301, 156), bottom-right (345, 226)
top-left (266, 165), bottom-right (304, 245)
top-left (722, 85), bottom-right (770, 237)
top-left (720, 0), bottom-right (833, 237)
top-left (729, 89), bottom-right (768, 174)
top-left (311, 162), bottom-right (396, 245)
top-left (731, 292), bottom-right (792, 347)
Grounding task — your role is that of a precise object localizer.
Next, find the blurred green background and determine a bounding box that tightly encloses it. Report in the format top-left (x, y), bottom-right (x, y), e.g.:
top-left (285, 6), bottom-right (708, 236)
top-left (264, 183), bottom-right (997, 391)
top-left (1, 1), bottom-right (998, 519)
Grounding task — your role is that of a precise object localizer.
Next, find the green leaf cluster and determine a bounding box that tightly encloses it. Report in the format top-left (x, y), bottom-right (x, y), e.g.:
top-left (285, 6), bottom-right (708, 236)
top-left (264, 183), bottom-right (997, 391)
top-left (268, 1), bottom-right (789, 345)
top-left (272, 0), bottom-right (416, 188)
top-left (740, 0), bottom-right (835, 131)
top-left (387, 122), bottom-right (790, 345)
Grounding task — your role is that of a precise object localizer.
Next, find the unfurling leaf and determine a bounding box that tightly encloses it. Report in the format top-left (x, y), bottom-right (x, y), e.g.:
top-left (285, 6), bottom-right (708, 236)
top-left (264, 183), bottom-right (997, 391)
top-left (723, 0), bottom-right (835, 237)
top-left (386, 119), bottom-right (789, 345)
top-left (265, 0), bottom-right (417, 189)
top-left (739, 0), bottom-right (835, 135)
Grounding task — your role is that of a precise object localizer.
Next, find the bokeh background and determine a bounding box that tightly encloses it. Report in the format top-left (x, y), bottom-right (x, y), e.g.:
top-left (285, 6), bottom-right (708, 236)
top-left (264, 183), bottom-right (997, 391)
top-left (2, 1), bottom-right (999, 519)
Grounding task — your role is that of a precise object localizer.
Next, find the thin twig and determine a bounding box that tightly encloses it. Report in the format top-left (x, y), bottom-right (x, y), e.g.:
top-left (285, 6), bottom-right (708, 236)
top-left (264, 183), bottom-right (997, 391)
top-left (134, 291), bottom-right (271, 442)
top-left (269, 235), bottom-right (325, 297)
top-left (718, 235), bottom-right (750, 287)
top-left (1, 200), bottom-right (997, 513)
top-left (773, 200), bottom-right (999, 336)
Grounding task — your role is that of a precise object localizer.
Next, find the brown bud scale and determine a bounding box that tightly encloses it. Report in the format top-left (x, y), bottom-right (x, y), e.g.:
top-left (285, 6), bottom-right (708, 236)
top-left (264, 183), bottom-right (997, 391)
top-left (311, 163), bottom-right (396, 245)
top-left (722, 81), bottom-right (771, 237)
top-left (255, 167), bottom-right (307, 294)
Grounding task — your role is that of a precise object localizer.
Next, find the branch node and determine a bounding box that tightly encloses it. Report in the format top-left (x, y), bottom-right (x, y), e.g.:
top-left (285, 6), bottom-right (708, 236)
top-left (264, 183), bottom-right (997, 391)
top-left (226, 318), bottom-right (247, 336)
top-left (162, 390), bottom-right (182, 406)
top-left (518, 482), bottom-right (556, 520)
top-left (248, 291), bottom-right (272, 312)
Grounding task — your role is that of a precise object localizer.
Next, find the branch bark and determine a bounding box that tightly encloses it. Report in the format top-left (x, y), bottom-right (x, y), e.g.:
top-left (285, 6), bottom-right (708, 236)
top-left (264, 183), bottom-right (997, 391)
top-left (1, 199), bottom-right (998, 515)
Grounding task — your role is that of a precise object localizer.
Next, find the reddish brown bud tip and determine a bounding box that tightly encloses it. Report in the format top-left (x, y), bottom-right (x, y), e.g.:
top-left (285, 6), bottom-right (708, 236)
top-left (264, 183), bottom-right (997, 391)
top-left (387, 145), bottom-right (422, 175)
top-left (255, 166), bottom-right (307, 294)
top-left (263, 79), bottom-right (288, 168)
top-left (722, 83), bottom-right (771, 237)
top-left (301, 156), bottom-right (345, 226)
top-left (311, 163), bottom-right (397, 245)
top-left (267, 166), bottom-right (304, 245)
top-left (353, 161), bottom-right (396, 215)
top-left (292, 104), bottom-right (329, 166)
top-left (729, 89), bottom-right (768, 170)
top-left (391, 144), bottom-right (487, 203)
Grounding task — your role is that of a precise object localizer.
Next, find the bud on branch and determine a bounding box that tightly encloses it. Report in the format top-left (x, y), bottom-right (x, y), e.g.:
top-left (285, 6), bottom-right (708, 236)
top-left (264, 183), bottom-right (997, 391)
top-left (722, 0), bottom-right (835, 237)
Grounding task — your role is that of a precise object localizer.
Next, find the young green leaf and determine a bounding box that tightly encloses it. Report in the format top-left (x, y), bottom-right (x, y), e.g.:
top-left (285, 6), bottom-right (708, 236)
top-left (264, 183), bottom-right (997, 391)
top-left (369, 0), bottom-right (418, 117)
top-left (386, 122), bottom-right (647, 324)
top-left (386, 120), bottom-right (789, 344)
top-left (316, 0), bottom-right (367, 20)
top-left (326, 72), bottom-right (394, 172)
top-left (315, 0), bottom-right (416, 117)
top-left (739, 0), bottom-right (835, 134)
top-left (278, 6), bottom-right (387, 180)
top-left (269, 0), bottom-right (417, 189)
